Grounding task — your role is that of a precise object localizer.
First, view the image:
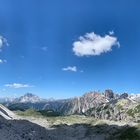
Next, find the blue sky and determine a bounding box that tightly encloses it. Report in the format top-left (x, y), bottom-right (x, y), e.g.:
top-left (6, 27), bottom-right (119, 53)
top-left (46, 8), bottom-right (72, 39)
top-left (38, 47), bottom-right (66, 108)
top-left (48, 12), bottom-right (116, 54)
top-left (0, 0), bottom-right (140, 98)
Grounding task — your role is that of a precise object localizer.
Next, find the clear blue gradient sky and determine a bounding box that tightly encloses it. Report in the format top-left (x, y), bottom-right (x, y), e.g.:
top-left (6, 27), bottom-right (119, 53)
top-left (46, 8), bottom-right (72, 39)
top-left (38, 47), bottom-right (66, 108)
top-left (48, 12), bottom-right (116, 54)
top-left (0, 0), bottom-right (140, 98)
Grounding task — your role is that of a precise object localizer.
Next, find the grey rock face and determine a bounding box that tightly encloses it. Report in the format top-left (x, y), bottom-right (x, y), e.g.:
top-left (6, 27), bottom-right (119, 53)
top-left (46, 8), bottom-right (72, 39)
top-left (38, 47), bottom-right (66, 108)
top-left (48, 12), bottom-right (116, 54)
top-left (120, 93), bottom-right (128, 99)
top-left (0, 104), bottom-right (16, 119)
top-left (60, 92), bottom-right (107, 115)
top-left (104, 89), bottom-right (114, 99)
top-left (86, 97), bottom-right (140, 122)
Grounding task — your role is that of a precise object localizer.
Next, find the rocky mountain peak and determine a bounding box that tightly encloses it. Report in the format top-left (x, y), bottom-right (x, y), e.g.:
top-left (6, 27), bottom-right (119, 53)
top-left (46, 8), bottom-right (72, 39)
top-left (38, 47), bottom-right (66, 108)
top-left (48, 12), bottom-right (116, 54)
top-left (104, 89), bottom-right (114, 99)
top-left (83, 91), bottom-right (101, 97)
top-left (23, 93), bottom-right (36, 97)
top-left (120, 93), bottom-right (128, 99)
top-left (18, 93), bottom-right (42, 103)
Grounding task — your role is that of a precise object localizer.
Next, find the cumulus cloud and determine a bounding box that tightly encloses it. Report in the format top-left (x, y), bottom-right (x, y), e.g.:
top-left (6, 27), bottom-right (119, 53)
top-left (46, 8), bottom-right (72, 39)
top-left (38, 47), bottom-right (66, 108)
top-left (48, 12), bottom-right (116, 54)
top-left (5, 83), bottom-right (33, 88)
top-left (0, 59), bottom-right (7, 64)
top-left (73, 32), bottom-right (120, 56)
top-left (0, 36), bottom-right (9, 51)
top-left (62, 66), bottom-right (77, 72)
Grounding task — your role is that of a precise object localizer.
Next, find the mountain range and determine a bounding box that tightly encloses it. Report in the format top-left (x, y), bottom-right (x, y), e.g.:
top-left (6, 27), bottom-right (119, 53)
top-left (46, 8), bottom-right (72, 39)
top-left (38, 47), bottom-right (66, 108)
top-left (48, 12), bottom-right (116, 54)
top-left (1, 90), bottom-right (140, 122)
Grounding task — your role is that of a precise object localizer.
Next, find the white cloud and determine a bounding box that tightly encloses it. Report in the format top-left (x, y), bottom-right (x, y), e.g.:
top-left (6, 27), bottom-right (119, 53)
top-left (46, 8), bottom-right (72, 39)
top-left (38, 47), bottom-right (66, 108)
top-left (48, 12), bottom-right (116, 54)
top-left (62, 66), bottom-right (77, 72)
top-left (5, 83), bottom-right (33, 88)
top-left (0, 36), bottom-right (9, 51)
top-left (0, 59), bottom-right (7, 64)
top-left (109, 31), bottom-right (114, 35)
top-left (73, 32), bottom-right (120, 56)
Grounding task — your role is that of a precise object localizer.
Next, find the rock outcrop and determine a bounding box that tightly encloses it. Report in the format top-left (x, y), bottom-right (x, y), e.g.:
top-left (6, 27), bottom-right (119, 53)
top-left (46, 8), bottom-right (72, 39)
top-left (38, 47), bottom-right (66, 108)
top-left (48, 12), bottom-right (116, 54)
top-left (120, 93), bottom-right (128, 99)
top-left (105, 89), bottom-right (114, 99)
top-left (0, 104), bottom-right (16, 119)
top-left (60, 92), bottom-right (107, 115)
top-left (85, 98), bottom-right (140, 122)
